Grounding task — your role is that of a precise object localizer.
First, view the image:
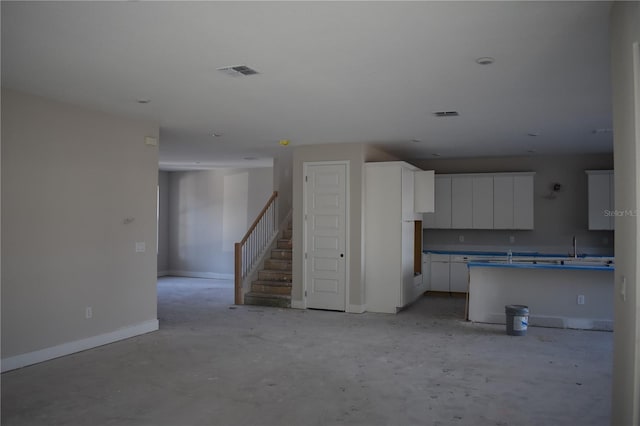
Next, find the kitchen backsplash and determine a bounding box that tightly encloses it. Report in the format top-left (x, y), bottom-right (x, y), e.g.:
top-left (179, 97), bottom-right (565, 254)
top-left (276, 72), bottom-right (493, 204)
top-left (423, 229), bottom-right (614, 256)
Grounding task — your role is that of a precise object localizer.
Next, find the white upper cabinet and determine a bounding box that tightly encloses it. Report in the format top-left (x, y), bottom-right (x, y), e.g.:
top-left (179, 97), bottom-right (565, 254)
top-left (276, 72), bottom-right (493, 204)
top-left (586, 170), bottom-right (614, 230)
top-left (423, 176), bottom-right (452, 228)
top-left (513, 174), bottom-right (534, 229)
top-left (451, 176), bottom-right (473, 228)
top-left (425, 172), bottom-right (535, 230)
top-left (414, 170), bottom-right (435, 213)
top-left (493, 175), bottom-right (514, 229)
top-left (493, 173), bottom-right (535, 230)
top-left (472, 176), bottom-right (494, 229)
top-left (401, 166), bottom-right (417, 221)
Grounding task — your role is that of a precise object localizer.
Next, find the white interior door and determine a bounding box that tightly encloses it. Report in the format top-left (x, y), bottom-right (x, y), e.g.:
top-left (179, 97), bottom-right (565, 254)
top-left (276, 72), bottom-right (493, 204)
top-left (304, 162), bottom-right (348, 311)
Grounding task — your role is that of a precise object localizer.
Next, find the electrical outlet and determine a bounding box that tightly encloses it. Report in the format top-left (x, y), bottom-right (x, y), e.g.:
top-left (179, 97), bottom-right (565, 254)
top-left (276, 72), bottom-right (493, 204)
top-left (577, 295), bottom-right (585, 305)
top-left (85, 306), bottom-right (93, 319)
top-left (135, 242), bottom-right (146, 252)
top-left (458, 235), bottom-right (465, 242)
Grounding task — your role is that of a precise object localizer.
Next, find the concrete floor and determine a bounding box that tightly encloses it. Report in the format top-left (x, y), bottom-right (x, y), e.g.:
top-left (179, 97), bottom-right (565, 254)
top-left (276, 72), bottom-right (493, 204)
top-left (2, 277), bottom-right (612, 426)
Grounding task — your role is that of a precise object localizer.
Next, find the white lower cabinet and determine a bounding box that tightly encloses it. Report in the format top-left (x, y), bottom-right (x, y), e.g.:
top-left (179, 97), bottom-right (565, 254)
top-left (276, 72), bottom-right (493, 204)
top-left (428, 254), bottom-right (469, 293)
top-left (422, 254), bottom-right (431, 291)
top-left (449, 260), bottom-right (469, 293)
top-left (430, 255), bottom-right (451, 292)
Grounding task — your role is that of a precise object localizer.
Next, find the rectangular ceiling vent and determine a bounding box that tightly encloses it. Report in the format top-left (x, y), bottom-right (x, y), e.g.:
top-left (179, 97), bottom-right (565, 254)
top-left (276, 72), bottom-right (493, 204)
top-left (217, 65), bottom-right (259, 77)
top-left (433, 111), bottom-right (459, 117)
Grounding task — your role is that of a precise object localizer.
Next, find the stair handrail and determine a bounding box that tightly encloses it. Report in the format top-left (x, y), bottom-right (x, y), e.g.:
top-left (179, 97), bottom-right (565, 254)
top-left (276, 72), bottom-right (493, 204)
top-left (234, 191), bottom-right (278, 304)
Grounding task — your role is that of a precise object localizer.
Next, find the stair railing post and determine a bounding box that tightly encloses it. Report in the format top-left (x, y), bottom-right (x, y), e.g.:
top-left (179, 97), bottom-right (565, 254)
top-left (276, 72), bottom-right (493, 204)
top-left (234, 242), bottom-right (242, 305)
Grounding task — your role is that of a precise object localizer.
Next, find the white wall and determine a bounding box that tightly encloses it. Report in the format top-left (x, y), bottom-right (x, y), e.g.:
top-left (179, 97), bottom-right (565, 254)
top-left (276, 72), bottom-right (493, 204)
top-left (167, 167), bottom-right (273, 278)
top-left (610, 3), bottom-right (640, 424)
top-left (414, 154), bottom-right (614, 255)
top-left (1, 89), bottom-right (159, 369)
top-left (273, 149), bottom-right (293, 226)
top-left (157, 171), bottom-right (170, 275)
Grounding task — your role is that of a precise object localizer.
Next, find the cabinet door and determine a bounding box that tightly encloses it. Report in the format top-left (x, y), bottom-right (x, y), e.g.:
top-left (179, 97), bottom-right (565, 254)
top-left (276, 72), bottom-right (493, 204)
top-left (513, 175), bottom-right (534, 229)
top-left (430, 261), bottom-right (450, 292)
top-left (451, 176), bottom-right (473, 228)
top-left (449, 262), bottom-right (469, 293)
top-left (422, 254), bottom-right (431, 291)
top-left (424, 176), bottom-right (452, 228)
top-left (587, 173), bottom-right (611, 230)
top-left (493, 175), bottom-right (514, 229)
top-left (401, 167), bottom-right (417, 221)
top-left (400, 221), bottom-right (414, 307)
top-left (473, 176), bottom-right (494, 229)
top-left (414, 170), bottom-right (435, 213)
top-left (609, 173), bottom-right (615, 230)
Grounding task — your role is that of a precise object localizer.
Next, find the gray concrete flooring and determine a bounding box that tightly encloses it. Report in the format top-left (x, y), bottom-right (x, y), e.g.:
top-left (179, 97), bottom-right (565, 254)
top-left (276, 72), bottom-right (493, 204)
top-left (2, 277), bottom-right (612, 426)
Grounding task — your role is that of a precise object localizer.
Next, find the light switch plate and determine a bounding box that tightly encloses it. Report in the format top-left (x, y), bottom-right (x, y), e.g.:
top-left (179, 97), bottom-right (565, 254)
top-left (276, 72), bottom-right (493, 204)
top-left (135, 242), bottom-right (146, 252)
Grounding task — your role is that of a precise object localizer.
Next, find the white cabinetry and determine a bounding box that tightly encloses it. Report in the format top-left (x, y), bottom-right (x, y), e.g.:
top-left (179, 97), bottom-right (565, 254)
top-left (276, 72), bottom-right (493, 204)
top-left (422, 253), bottom-right (431, 291)
top-left (473, 176), bottom-right (494, 229)
top-left (423, 176), bottom-right (451, 228)
top-left (414, 170), bottom-right (435, 213)
top-left (429, 254), bottom-right (450, 292)
top-left (365, 162), bottom-right (425, 313)
top-left (451, 177), bottom-right (473, 228)
top-left (493, 175), bottom-right (514, 229)
top-left (449, 257), bottom-right (469, 293)
top-left (425, 172), bottom-right (534, 230)
top-left (493, 173), bottom-right (534, 230)
top-left (401, 166), bottom-right (421, 221)
top-left (428, 254), bottom-right (468, 293)
top-left (586, 170), bottom-right (614, 230)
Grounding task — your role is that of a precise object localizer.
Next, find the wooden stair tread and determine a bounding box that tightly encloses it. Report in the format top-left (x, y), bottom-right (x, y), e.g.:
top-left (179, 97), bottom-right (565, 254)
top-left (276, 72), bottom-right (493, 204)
top-left (252, 280), bottom-right (292, 287)
top-left (246, 292), bottom-right (291, 299)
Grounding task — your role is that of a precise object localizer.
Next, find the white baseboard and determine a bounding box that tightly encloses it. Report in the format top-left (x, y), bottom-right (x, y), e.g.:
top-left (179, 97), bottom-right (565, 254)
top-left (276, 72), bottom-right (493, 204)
top-left (347, 304), bottom-right (366, 314)
top-left (1, 319), bottom-right (159, 372)
top-left (291, 299), bottom-right (306, 309)
top-left (157, 270), bottom-right (170, 277)
top-left (168, 270), bottom-right (234, 280)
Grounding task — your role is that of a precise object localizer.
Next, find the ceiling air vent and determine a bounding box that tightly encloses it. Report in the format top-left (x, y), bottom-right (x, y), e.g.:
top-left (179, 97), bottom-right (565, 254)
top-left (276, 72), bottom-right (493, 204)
top-left (433, 111), bottom-right (459, 117)
top-left (217, 65), bottom-right (259, 77)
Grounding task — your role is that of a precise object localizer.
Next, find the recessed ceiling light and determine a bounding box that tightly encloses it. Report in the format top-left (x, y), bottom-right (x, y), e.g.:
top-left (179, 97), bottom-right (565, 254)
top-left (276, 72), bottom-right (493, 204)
top-left (475, 57), bottom-right (495, 65)
top-left (136, 98), bottom-right (150, 104)
top-left (211, 132), bottom-right (223, 137)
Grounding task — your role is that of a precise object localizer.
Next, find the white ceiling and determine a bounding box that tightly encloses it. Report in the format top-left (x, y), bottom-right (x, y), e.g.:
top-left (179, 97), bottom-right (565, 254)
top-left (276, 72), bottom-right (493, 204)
top-left (1, 1), bottom-right (613, 170)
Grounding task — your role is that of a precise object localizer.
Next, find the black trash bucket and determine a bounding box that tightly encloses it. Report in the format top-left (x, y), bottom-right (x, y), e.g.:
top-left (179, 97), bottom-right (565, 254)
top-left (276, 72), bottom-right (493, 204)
top-left (505, 305), bottom-right (529, 336)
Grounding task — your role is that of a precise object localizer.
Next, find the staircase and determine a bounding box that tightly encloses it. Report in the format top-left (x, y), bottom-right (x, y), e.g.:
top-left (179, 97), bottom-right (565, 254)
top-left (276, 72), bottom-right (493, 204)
top-left (243, 224), bottom-right (292, 308)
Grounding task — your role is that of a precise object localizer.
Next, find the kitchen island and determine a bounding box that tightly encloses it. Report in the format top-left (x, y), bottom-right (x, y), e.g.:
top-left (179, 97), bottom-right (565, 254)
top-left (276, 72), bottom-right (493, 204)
top-left (467, 261), bottom-right (614, 330)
